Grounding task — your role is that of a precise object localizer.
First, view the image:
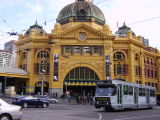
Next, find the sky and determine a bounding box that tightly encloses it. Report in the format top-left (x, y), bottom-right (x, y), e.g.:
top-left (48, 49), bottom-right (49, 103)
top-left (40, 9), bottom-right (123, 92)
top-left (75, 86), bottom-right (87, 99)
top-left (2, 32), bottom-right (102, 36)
top-left (0, 0), bottom-right (160, 49)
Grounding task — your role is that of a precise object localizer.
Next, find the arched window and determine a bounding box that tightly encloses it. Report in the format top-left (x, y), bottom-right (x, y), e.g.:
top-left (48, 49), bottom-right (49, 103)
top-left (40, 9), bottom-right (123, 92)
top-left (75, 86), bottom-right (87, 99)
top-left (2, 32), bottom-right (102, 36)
top-left (147, 57), bottom-right (149, 64)
top-left (21, 52), bottom-right (27, 60)
top-left (20, 52), bottom-right (27, 71)
top-left (150, 58), bottom-right (153, 65)
top-left (37, 50), bottom-right (49, 58)
top-left (135, 54), bottom-right (140, 61)
top-left (35, 50), bottom-right (50, 74)
top-left (39, 59), bottom-right (49, 74)
top-left (113, 52), bottom-right (125, 60)
top-left (65, 67), bottom-right (99, 80)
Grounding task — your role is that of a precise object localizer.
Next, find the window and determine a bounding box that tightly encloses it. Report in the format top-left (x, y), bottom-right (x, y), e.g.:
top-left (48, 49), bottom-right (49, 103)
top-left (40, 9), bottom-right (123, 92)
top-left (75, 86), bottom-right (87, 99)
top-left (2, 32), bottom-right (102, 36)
top-left (135, 54), bottom-right (140, 61)
top-left (147, 69), bottom-right (150, 77)
top-left (150, 90), bottom-right (155, 97)
top-left (155, 71), bottom-right (157, 78)
top-left (151, 59), bottom-right (153, 65)
top-left (83, 47), bottom-right (90, 53)
top-left (123, 85), bottom-right (128, 95)
top-left (94, 47), bottom-right (99, 53)
top-left (38, 50), bottom-right (49, 58)
top-left (128, 86), bottom-right (133, 95)
top-left (117, 64), bottom-right (123, 74)
top-left (21, 52), bottom-right (27, 60)
top-left (147, 57), bottom-right (149, 64)
top-left (65, 47), bottom-right (71, 53)
top-left (74, 47), bottom-right (81, 53)
top-left (65, 67), bottom-right (99, 80)
top-left (114, 52), bottom-right (125, 60)
top-left (139, 88), bottom-right (143, 96)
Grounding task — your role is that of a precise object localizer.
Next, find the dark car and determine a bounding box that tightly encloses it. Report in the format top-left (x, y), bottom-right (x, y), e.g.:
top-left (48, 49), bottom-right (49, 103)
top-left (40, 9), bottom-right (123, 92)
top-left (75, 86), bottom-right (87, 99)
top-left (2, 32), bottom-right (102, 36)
top-left (12, 96), bottom-right (49, 108)
top-left (35, 95), bottom-right (58, 104)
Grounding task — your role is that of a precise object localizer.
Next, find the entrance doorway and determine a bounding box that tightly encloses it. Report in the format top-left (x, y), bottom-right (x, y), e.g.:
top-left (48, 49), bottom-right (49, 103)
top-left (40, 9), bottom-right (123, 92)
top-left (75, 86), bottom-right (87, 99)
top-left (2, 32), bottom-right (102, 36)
top-left (64, 67), bottom-right (99, 96)
top-left (35, 81), bottom-right (49, 95)
top-left (63, 85), bottom-right (95, 96)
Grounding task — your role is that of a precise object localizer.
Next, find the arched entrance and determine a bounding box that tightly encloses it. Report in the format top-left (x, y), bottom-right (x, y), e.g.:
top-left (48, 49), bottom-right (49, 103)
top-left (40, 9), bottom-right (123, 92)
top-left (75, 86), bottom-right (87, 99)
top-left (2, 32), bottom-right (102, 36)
top-left (64, 67), bottom-right (99, 96)
top-left (35, 81), bottom-right (49, 94)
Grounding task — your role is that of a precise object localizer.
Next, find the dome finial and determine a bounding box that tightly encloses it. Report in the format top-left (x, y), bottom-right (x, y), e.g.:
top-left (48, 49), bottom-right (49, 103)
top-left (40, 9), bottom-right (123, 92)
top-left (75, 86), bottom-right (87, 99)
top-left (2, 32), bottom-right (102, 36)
top-left (35, 19), bottom-right (38, 25)
top-left (76, 0), bottom-right (93, 2)
top-left (123, 21), bottom-right (126, 26)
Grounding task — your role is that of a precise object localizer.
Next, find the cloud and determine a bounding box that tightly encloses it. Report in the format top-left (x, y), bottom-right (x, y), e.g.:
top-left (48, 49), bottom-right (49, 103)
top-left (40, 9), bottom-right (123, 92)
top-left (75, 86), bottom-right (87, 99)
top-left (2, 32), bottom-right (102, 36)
top-left (25, 2), bottom-right (44, 14)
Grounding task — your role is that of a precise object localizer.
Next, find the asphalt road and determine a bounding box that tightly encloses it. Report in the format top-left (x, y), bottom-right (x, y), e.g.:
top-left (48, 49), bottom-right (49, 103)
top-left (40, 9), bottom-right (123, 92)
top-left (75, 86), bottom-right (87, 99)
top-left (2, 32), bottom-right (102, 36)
top-left (21, 103), bottom-right (160, 120)
top-left (2, 97), bottom-right (160, 120)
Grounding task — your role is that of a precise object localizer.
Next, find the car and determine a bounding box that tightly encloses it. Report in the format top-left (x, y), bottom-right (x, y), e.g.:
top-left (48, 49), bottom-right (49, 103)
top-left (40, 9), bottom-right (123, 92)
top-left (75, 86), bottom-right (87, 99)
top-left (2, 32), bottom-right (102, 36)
top-left (35, 95), bottom-right (58, 104)
top-left (12, 96), bottom-right (49, 108)
top-left (0, 98), bottom-right (23, 120)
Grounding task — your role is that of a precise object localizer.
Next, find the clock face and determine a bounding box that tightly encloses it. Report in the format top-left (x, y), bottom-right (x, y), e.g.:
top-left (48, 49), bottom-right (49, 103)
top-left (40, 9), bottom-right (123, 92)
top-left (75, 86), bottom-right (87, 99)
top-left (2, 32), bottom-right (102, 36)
top-left (79, 33), bottom-right (87, 40)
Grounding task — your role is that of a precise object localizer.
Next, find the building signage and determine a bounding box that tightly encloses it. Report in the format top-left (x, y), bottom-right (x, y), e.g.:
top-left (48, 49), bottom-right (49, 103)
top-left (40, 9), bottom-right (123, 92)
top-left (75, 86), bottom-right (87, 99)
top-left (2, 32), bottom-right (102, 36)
top-left (53, 53), bottom-right (59, 81)
top-left (105, 54), bottom-right (110, 80)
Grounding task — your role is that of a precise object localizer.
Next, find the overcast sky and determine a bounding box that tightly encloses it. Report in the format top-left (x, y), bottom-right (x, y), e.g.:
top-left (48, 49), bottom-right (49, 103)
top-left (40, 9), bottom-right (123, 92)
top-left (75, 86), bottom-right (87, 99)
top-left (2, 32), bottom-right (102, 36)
top-left (0, 0), bottom-right (159, 49)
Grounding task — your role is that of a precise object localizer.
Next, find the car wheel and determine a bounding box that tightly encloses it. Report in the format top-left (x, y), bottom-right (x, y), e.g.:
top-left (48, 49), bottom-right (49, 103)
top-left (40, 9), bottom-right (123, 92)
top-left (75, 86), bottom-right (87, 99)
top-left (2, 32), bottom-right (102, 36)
top-left (0, 114), bottom-right (12, 120)
top-left (23, 103), bottom-right (28, 108)
top-left (52, 100), bottom-right (56, 104)
top-left (42, 103), bottom-right (47, 108)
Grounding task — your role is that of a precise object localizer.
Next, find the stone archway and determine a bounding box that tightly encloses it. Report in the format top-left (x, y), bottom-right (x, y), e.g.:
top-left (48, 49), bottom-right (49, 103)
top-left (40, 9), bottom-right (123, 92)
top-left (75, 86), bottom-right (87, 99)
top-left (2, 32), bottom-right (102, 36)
top-left (35, 81), bottom-right (49, 95)
top-left (63, 67), bottom-right (99, 96)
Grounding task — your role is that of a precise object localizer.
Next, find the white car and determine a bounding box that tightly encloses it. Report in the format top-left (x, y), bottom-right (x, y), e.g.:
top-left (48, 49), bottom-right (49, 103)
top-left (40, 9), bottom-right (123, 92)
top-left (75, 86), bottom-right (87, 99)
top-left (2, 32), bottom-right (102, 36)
top-left (0, 98), bottom-right (23, 120)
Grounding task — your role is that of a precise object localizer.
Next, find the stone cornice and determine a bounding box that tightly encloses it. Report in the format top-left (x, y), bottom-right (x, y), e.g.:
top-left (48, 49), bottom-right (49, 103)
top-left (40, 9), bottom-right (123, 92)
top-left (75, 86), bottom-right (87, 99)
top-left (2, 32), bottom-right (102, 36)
top-left (113, 39), bottom-right (144, 48)
top-left (52, 23), bottom-right (115, 40)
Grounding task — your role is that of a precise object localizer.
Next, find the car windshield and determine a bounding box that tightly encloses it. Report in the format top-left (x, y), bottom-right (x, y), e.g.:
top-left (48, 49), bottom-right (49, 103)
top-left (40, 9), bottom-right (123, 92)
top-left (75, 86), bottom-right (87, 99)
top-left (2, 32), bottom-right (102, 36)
top-left (95, 86), bottom-right (116, 96)
top-left (23, 96), bottom-right (38, 100)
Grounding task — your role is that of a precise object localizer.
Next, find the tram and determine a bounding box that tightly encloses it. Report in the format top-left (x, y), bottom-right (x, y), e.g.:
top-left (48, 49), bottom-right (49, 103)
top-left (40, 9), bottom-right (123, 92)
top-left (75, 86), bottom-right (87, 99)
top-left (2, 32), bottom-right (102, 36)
top-left (94, 79), bottom-right (157, 111)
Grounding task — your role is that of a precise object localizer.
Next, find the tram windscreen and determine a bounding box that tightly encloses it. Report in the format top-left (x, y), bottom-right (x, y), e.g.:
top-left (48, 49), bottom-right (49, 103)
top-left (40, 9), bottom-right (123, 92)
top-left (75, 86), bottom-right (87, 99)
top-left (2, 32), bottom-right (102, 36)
top-left (95, 84), bottom-right (116, 96)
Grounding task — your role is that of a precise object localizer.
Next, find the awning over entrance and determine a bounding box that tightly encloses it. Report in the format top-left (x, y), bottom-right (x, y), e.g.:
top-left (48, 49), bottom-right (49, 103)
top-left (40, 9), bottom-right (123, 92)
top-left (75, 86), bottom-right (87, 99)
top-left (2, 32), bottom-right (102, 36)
top-left (0, 67), bottom-right (29, 78)
top-left (64, 80), bottom-right (97, 86)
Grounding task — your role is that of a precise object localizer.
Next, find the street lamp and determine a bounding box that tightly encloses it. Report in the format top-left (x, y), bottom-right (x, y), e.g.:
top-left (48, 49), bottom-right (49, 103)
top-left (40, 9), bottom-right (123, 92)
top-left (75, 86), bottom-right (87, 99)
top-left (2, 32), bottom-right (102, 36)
top-left (41, 69), bottom-right (46, 96)
top-left (41, 57), bottom-right (46, 96)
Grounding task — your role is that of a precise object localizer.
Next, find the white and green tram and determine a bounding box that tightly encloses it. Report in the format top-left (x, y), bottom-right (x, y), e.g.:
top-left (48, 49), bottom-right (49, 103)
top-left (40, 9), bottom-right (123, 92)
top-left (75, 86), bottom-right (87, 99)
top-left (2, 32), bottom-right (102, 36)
top-left (94, 79), bottom-right (157, 111)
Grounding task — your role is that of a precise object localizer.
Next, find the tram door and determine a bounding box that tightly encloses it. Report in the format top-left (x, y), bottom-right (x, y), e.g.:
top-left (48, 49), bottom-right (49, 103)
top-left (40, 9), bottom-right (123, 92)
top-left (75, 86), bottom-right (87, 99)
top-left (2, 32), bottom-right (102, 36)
top-left (134, 87), bottom-right (138, 108)
top-left (117, 84), bottom-right (122, 105)
top-left (146, 89), bottom-right (150, 105)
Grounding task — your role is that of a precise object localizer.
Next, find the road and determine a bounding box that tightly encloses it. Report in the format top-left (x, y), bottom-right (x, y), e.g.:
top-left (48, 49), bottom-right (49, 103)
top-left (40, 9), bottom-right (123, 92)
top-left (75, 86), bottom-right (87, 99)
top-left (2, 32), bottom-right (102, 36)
top-left (21, 103), bottom-right (160, 120)
top-left (2, 97), bottom-right (160, 120)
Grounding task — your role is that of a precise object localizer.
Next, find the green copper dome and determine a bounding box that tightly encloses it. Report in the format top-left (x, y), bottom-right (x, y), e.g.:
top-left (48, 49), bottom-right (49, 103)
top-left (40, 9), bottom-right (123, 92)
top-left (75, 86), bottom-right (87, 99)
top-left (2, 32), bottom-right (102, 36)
top-left (56, 0), bottom-right (106, 25)
top-left (115, 23), bottom-right (136, 36)
top-left (25, 21), bottom-right (45, 35)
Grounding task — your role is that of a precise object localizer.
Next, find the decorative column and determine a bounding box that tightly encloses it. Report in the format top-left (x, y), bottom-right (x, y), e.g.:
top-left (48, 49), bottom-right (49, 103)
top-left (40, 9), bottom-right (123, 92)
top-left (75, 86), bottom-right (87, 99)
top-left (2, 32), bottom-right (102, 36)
top-left (128, 48), bottom-right (136, 83)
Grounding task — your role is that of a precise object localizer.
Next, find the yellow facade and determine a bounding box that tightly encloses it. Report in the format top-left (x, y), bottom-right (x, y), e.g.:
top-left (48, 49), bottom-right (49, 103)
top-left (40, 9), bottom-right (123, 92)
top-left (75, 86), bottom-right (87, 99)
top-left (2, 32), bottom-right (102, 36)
top-left (15, 0), bottom-right (160, 96)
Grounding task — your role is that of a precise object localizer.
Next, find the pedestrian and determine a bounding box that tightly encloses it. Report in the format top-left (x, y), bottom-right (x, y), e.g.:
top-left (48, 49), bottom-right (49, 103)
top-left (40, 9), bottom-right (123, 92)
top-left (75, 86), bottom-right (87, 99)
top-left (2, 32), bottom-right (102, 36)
top-left (76, 93), bottom-right (80, 104)
top-left (66, 91), bottom-right (71, 102)
top-left (55, 93), bottom-right (58, 98)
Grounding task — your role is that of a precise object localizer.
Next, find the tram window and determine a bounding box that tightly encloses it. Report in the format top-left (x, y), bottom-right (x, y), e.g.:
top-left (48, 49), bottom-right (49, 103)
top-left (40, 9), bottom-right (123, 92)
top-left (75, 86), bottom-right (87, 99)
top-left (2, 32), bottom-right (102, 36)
top-left (150, 90), bottom-right (155, 97)
top-left (142, 88), bottom-right (146, 96)
top-left (128, 86), bottom-right (133, 95)
top-left (139, 88), bottom-right (143, 96)
top-left (123, 85), bottom-right (128, 95)
top-left (95, 86), bottom-right (116, 96)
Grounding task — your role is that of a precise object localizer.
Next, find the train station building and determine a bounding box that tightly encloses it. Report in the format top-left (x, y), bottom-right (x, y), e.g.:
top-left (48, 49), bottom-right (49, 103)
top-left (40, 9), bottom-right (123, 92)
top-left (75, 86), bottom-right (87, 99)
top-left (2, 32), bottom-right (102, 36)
top-left (2, 0), bottom-right (159, 97)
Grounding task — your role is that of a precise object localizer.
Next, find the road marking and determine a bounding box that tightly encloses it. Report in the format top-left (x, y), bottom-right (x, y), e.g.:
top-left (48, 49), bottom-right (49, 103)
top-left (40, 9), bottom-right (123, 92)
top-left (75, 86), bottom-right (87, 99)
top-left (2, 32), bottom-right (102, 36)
top-left (98, 113), bottom-right (102, 120)
top-left (114, 114), bottom-right (160, 120)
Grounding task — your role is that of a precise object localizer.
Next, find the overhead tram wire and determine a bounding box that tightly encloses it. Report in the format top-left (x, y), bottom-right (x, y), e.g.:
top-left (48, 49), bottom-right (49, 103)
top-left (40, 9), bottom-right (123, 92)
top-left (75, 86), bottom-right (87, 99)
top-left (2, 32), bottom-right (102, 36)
top-left (128, 16), bottom-right (160, 26)
top-left (0, 16), bottom-right (15, 31)
top-left (0, 16), bottom-right (19, 36)
top-left (111, 15), bottom-right (160, 30)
